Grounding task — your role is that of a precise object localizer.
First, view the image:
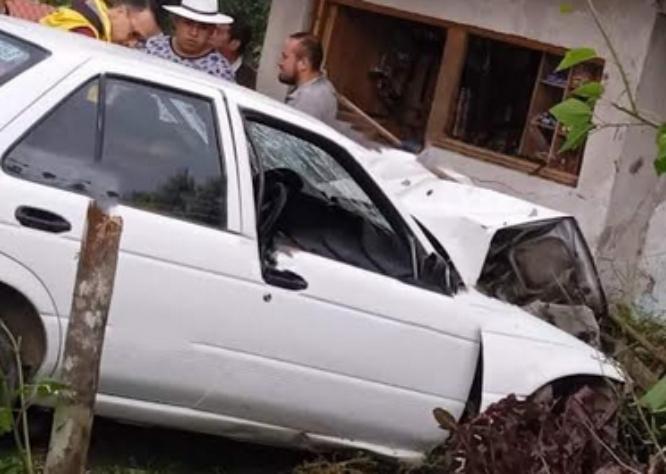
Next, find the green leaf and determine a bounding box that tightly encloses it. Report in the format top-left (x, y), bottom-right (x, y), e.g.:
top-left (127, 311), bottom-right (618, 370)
top-left (642, 376), bottom-right (666, 412)
top-left (0, 407), bottom-right (13, 435)
top-left (33, 380), bottom-right (68, 398)
top-left (550, 98), bottom-right (593, 128)
top-left (571, 81), bottom-right (605, 101)
top-left (556, 47), bottom-right (598, 71)
top-left (655, 125), bottom-right (666, 175)
top-left (560, 3), bottom-right (574, 13)
top-left (654, 158), bottom-right (666, 175)
top-left (560, 123), bottom-right (594, 153)
top-left (0, 455), bottom-right (23, 474)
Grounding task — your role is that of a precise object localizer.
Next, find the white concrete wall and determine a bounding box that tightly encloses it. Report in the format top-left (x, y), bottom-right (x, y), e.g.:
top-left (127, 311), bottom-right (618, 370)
top-left (626, 15), bottom-right (666, 317)
top-left (257, 0), bottom-right (659, 251)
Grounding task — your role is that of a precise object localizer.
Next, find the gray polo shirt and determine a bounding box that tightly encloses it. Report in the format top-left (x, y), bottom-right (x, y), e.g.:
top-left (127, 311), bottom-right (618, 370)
top-left (285, 75), bottom-right (338, 127)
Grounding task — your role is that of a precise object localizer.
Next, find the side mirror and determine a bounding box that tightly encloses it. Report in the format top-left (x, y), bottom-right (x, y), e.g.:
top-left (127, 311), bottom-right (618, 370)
top-left (420, 252), bottom-right (457, 295)
top-left (264, 267), bottom-right (308, 291)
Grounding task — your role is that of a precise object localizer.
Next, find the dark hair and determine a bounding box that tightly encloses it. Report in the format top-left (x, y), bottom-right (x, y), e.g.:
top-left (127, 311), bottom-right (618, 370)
top-left (289, 32), bottom-right (323, 71)
top-left (107, 0), bottom-right (150, 10)
top-left (229, 18), bottom-right (253, 56)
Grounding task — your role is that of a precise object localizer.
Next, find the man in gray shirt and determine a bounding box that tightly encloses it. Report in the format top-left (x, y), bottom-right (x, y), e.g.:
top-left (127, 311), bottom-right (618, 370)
top-left (278, 32), bottom-right (338, 127)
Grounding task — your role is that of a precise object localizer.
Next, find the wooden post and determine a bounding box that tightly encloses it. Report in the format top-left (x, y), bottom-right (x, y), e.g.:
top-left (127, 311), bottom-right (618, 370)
top-left (44, 202), bottom-right (122, 474)
top-left (425, 27), bottom-right (469, 145)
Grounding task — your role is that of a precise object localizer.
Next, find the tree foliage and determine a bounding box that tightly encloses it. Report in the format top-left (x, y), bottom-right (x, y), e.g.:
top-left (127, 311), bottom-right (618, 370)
top-left (218, 0), bottom-right (271, 67)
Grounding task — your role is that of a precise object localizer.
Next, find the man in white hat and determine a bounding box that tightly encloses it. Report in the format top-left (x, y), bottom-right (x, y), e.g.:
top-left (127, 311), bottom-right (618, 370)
top-left (142, 0), bottom-right (234, 81)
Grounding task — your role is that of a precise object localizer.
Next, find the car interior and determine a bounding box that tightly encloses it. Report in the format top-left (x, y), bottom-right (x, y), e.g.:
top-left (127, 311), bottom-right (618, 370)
top-left (244, 116), bottom-right (463, 296)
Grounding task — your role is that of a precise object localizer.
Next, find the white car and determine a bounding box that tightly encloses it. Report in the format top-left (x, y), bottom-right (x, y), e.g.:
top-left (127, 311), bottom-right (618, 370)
top-left (0, 18), bottom-right (620, 460)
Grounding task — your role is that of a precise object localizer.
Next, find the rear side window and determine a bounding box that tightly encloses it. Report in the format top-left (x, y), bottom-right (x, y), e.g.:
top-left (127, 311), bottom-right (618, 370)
top-left (3, 79), bottom-right (98, 188)
top-left (0, 32), bottom-right (48, 86)
top-left (3, 76), bottom-right (228, 229)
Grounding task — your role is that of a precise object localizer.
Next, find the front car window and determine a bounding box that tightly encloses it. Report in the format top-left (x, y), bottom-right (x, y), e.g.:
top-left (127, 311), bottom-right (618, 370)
top-left (246, 119), bottom-right (414, 280)
top-left (248, 121), bottom-right (391, 232)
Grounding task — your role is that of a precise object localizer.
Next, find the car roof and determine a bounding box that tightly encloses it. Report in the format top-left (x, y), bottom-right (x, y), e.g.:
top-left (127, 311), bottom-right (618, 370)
top-left (0, 16), bottom-right (311, 119)
top-left (2, 16), bottom-right (222, 86)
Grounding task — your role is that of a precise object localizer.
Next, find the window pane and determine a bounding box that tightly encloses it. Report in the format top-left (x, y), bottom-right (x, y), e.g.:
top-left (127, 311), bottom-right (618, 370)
top-left (247, 121), bottom-right (391, 232)
top-left (247, 120), bottom-right (413, 279)
top-left (101, 79), bottom-right (226, 228)
top-left (0, 32), bottom-right (48, 87)
top-left (450, 35), bottom-right (541, 156)
top-left (3, 79), bottom-right (99, 191)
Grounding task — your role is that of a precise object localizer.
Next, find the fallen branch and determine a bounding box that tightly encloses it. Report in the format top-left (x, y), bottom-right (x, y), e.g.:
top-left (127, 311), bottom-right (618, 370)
top-left (608, 311), bottom-right (666, 368)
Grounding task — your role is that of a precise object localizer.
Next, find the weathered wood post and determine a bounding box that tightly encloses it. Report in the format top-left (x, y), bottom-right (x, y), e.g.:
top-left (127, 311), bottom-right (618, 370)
top-left (44, 202), bottom-right (123, 474)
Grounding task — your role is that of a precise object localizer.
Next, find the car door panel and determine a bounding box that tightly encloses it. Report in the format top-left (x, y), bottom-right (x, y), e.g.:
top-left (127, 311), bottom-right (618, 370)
top-left (98, 207), bottom-right (262, 406)
top-left (79, 71), bottom-right (260, 409)
top-left (0, 61), bottom-right (266, 411)
top-left (193, 339), bottom-right (461, 451)
top-left (195, 102), bottom-right (479, 448)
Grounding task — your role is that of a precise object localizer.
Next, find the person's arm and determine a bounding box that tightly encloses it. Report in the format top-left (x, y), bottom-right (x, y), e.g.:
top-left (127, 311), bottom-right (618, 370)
top-left (0, 0), bottom-right (7, 15)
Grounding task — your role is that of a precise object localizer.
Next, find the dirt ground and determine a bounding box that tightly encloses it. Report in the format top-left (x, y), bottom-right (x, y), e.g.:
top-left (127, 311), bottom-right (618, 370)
top-left (3, 412), bottom-right (312, 473)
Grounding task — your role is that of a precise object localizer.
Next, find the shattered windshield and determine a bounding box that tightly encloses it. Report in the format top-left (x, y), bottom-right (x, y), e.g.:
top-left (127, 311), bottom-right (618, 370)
top-left (247, 121), bottom-right (392, 232)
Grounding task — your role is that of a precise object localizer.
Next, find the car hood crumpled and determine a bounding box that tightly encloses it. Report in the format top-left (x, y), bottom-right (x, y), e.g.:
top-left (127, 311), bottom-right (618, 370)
top-left (452, 290), bottom-right (623, 406)
top-left (360, 148), bottom-right (566, 284)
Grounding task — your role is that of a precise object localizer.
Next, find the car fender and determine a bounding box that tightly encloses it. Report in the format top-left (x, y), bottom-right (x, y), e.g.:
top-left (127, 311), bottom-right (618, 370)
top-left (0, 251), bottom-right (61, 375)
top-left (0, 251), bottom-right (58, 316)
top-left (480, 328), bottom-right (623, 410)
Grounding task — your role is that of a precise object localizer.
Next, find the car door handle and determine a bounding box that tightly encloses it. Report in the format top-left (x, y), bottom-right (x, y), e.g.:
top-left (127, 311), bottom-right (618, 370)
top-left (15, 206), bottom-right (72, 234)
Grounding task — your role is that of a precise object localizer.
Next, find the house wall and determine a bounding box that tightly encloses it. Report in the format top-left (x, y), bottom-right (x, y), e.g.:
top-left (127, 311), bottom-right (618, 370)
top-left (257, 0), bottom-right (664, 309)
top-left (256, 0), bottom-right (315, 101)
top-left (623, 15), bottom-right (666, 317)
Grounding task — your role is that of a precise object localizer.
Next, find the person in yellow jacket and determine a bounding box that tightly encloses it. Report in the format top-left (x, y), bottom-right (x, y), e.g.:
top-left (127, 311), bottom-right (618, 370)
top-left (41, 0), bottom-right (159, 45)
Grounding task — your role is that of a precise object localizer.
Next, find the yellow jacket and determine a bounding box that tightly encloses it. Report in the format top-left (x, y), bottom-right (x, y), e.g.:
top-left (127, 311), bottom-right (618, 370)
top-left (40, 0), bottom-right (111, 42)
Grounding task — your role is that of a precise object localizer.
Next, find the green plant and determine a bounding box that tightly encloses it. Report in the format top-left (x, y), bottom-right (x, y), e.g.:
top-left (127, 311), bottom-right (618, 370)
top-left (552, 0), bottom-right (666, 173)
top-left (0, 321), bottom-right (67, 474)
top-left (217, 0), bottom-right (270, 68)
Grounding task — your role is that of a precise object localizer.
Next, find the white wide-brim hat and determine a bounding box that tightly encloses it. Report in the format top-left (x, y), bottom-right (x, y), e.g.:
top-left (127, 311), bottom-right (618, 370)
top-left (163, 0), bottom-right (233, 25)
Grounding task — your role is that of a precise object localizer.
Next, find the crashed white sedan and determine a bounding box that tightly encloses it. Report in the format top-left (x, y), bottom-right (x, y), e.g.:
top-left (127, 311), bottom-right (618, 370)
top-left (0, 18), bottom-right (619, 459)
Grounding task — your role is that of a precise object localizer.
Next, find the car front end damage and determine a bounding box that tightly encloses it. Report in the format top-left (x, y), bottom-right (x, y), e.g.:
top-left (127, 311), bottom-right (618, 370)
top-left (477, 217), bottom-right (606, 345)
top-left (364, 148), bottom-right (608, 345)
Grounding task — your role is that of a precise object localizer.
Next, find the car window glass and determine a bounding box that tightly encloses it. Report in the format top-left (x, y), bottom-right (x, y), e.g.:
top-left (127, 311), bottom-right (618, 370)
top-left (247, 121), bottom-right (391, 232)
top-left (247, 119), bottom-right (414, 280)
top-left (101, 78), bottom-right (226, 228)
top-left (0, 32), bottom-right (48, 86)
top-left (3, 79), bottom-right (98, 192)
top-left (3, 77), bottom-right (227, 229)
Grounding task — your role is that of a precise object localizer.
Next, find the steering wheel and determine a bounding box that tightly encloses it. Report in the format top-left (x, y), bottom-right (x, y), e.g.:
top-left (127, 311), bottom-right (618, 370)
top-left (257, 168), bottom-right (304, 254)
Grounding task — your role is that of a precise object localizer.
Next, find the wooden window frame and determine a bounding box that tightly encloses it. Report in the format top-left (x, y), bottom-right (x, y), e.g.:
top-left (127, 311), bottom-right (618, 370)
top-left (312, 0), bottom-right (603, 187)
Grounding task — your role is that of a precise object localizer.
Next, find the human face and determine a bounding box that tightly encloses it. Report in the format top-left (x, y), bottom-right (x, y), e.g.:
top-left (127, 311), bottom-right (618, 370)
top-left (108, 5), bottom-right (139, 45)
top-left (129, 8), bottom-right (160, 42)
top-left (278, 38), bottom-right (302, 85)
top-left (172, 17), bottom-right (215, 57)
top-left (210, 24), bottom-right (240, 61)
top-left (210, 24), bottom-right (230, 50)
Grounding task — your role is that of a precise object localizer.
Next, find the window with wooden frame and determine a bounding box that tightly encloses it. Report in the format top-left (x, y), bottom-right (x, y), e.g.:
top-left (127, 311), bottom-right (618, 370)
top-left (312, 0), bottom-right (604, 187)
